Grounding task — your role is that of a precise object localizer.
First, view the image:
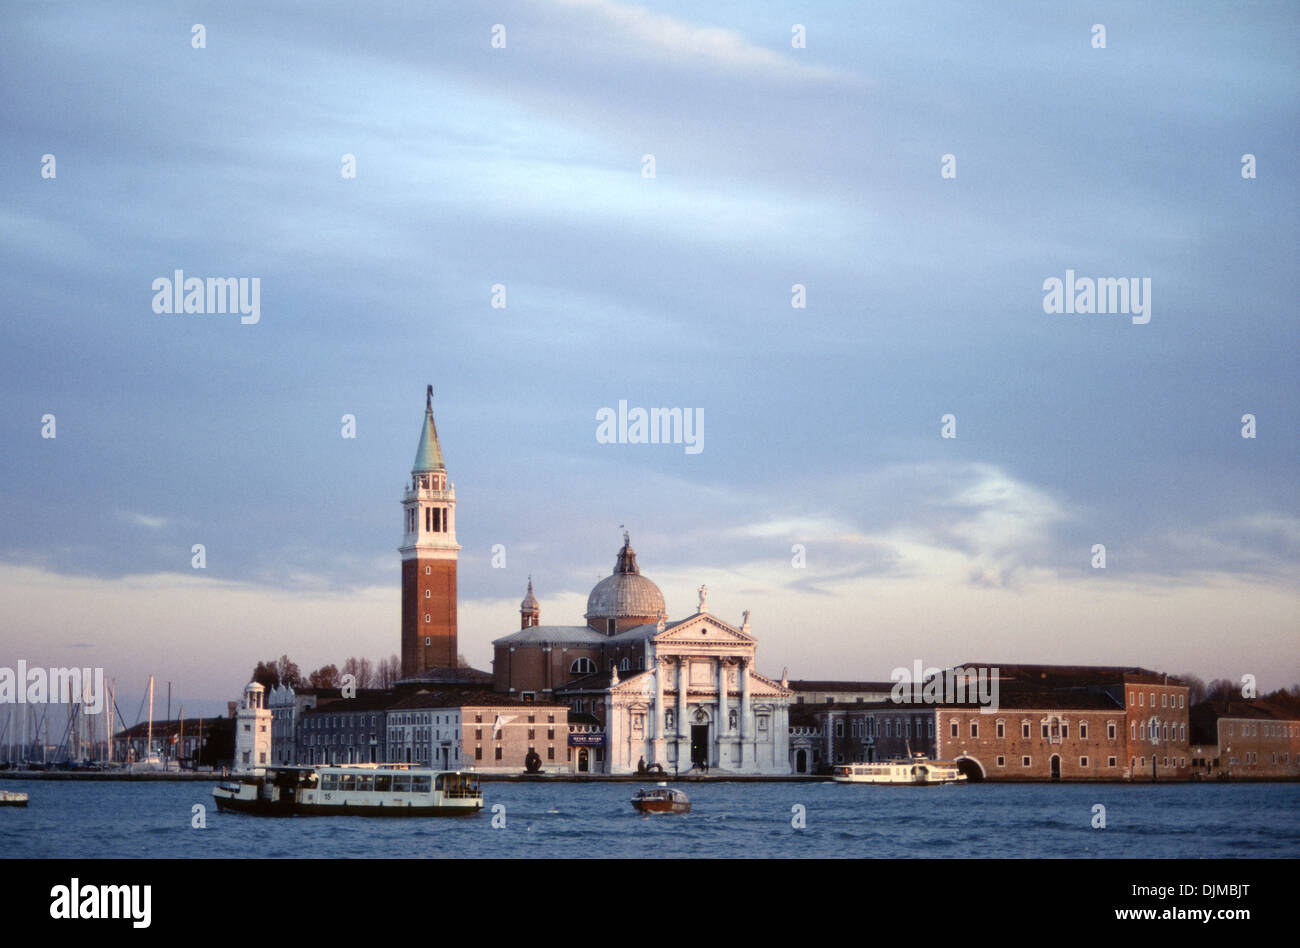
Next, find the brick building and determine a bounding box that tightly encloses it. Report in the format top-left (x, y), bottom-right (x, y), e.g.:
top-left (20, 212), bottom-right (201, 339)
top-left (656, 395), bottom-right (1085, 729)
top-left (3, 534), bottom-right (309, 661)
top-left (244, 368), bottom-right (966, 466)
top-left (1189, 694), bottom-right (1300, 779)
top-left (792, 663), bottom-right (1191, 781)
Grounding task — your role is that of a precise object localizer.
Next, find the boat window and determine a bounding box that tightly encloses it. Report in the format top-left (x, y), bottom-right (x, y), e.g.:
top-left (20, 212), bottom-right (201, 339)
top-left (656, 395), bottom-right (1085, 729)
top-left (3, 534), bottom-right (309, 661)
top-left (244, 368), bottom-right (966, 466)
top-left (340, 774), bottom-right (356, 791)
top-left (392, 775), bottom-right (411, 793)
top-left (375, 775), bottom-right (391, 792)
top-left (412, 776), bottom-right (432, 793)
top-left (435, 774), bottom-right (445, 791)
top-left (322, 774), bottom-right (338, 791)
top-left (356, 775), bottom-right (374, 792)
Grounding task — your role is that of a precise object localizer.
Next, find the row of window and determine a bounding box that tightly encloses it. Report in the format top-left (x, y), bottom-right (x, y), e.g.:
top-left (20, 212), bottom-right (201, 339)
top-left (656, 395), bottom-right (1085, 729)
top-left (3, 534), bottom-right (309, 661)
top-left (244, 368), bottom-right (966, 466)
top-left (405, 506), bottom-right (450, 534)
top-left (567, 657), bottom-right (646, 674)
top-left (1226, 722), bottom-right (1299, 738)
top-left (321, 773), bottom-right (434, 793)
top-left (1130, 722), bottom-right (1186, 742)
top-left (1128, 690), bottom-right (1186, 709)
top-left (305, 715), bottom-right (380, 729)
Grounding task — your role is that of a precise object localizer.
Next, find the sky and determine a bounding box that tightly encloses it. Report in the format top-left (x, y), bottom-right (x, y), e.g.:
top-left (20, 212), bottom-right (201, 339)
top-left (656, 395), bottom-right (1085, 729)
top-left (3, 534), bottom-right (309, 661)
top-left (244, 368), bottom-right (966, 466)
top-left (1, 1), bottom-right (1296, 721)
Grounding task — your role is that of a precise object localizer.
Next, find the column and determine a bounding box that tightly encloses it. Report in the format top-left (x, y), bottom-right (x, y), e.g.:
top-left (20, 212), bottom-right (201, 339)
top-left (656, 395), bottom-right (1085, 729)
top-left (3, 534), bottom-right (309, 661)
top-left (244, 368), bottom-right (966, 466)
top-left (825, 711), bottom-right (835, 765)
top-left (739, 658), bottom-right (752, 768)
top-left (716, 658), bottom-right (729, 769)
top-left (653, 657), bottom-right (665, 750)
top-left (676, 658), bottom-right (687, 766)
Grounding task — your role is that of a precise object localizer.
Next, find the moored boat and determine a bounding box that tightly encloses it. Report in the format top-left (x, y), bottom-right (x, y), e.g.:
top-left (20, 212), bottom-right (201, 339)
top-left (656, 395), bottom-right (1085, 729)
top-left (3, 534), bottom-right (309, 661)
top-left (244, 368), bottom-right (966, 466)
top-left (832, 756), bottom-right (967, 786)
top-left (0, 791), bottom-right (29, 807)
top-left (631, 783), bottom-right (690, 814)
top-left (212, 763), bottom-right (482, 817)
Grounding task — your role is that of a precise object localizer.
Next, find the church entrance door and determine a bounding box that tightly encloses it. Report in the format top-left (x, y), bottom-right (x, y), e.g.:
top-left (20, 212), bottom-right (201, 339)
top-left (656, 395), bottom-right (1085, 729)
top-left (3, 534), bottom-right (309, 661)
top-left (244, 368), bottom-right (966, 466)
top-left (690, 725), bottom-right (709, 766)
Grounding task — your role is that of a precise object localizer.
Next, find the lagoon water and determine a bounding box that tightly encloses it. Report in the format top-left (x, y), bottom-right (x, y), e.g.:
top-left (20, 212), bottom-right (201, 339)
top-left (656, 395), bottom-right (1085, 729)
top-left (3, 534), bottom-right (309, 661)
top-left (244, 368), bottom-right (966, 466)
top-left (1, 779), bottom-right (1296, 859)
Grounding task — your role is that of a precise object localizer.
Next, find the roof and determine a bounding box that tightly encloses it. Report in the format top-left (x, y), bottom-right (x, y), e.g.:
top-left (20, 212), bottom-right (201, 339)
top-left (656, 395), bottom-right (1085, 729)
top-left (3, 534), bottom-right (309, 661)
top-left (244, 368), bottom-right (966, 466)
top-left (114, 718), bottom-right (225, 739)
top-left (494, 625), bottom-right (607, 647)
top-left (1190, 695), bottom-right (1300, 723)
top-left (794, 689), bottom-right (1123, 713)
top-left (788, 681), bottom-right (896, 693)
top-left (411, 387), bottom-right (445, 473)
top-left (394, 666), bottom-right (493, 687)
top-left (585, 534), bottom-right (666, 621)
top-left (388, 689), bottom-right (567, 711)
top-left (951, 663), bottom-right (1183, 688)
top-left (302, 691), bottom-right (399, 715)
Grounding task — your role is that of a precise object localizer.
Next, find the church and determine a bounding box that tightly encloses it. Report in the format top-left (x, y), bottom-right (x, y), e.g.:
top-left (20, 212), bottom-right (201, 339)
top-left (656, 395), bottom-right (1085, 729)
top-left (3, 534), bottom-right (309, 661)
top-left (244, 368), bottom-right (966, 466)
top-left (492, 534), bottom-right (794, 775)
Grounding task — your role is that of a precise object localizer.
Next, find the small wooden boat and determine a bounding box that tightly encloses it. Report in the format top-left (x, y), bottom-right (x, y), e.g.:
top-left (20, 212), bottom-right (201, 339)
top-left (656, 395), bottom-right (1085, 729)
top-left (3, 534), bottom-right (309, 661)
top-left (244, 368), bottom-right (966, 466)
top-left (0, 791), bottom-right (29, 807)
top-left (632, 783), bottom-right (690, 814)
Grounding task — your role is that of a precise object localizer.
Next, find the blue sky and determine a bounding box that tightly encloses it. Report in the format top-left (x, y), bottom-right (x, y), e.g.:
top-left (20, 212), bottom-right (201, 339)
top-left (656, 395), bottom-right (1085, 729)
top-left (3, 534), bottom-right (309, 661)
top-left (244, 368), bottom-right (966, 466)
top-left (1, 1), bottom-right (1296, 718)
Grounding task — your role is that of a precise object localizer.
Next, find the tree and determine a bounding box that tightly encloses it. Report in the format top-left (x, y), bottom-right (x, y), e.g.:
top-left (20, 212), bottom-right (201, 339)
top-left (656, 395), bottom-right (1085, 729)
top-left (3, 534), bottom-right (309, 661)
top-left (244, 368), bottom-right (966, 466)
top-left (376, 654), bottom-right (401, 689)
top-left (308, 665), bottom-right (340, 689)
top-left (341, 657), bottom-right (374, 689)
top-left (275, 655), bottom-right (303, 690)
top-left (251, 661), bottom-right (279, 691)
top-left (1179, 673), bottom-right (1207, 705)
top-left (1206, 678), bottom-right (1237, 701)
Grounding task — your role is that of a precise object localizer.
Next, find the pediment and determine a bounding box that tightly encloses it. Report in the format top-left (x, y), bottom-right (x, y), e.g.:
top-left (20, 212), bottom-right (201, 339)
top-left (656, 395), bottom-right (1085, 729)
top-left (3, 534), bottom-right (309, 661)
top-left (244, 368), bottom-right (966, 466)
top-left (655, 613), bottom-right (754, 645)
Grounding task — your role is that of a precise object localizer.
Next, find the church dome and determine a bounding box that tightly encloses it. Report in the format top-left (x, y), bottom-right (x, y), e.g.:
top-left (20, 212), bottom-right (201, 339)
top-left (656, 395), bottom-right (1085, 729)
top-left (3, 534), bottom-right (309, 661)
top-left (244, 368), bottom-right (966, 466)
top-left (585, 534), bottom-right (665, 625)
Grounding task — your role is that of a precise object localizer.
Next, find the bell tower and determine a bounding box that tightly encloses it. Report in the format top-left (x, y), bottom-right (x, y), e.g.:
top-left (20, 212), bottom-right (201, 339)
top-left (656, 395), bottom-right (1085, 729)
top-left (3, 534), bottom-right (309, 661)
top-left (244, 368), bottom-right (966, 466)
top-left (400, 386), bottom-right (460, 677)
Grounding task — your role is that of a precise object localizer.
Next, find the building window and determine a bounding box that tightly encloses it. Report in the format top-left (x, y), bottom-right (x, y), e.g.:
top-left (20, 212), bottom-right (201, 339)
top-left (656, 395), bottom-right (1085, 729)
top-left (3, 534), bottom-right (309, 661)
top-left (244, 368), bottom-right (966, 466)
top-left (425, 566), bottom-right (431, 575)
top-left (1080, 722), bottom-right (1088, 739)
top-left (1139, 693), bottom-right (1144, 707)
top-left (1022, 722), bottom-right (1030, 739)
top-left (547, 747), bottom-right (555, 761)
top-left (1107, 722), bottom-right (1116, 740)
top-left (970, 722), bottom-right (978, 738)
top-left (950, 721), bottom-right (958, 738)
top-left (494, 747), bottom-right (502, 761)
top-left (425, 590), bottom-right (431, 599)
top-left (835, 721), bottom-right (844, 738)
top-left (1080, 756), bottom-right (1089, 767)
top-left (1108, 756), bottom-right (1117, 767)
top-left (1022, 756), bottom-right (1031, 767)
top-left (996, 756), bottom-right (1005, 767)
top-left (570, 658), bottom-right (596, 675)
top-left (425, 636), bottom-right (431, 646)
top-left (1161, 694), bottom-right (1167, 708)
top-left (996, 721), bottom-right (1005, 738)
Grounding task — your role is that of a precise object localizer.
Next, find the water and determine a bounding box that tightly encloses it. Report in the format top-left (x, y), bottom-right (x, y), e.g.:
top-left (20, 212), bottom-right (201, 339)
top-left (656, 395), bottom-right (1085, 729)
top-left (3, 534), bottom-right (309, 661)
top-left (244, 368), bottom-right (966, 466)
top-left (1, 779), bottom-right (1296, 858)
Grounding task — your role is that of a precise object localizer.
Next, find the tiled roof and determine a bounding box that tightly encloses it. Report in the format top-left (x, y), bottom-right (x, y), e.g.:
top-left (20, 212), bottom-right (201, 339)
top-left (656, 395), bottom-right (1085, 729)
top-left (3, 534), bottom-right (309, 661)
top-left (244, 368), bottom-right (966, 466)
top-left (387, 689), bottom-right (567, 711)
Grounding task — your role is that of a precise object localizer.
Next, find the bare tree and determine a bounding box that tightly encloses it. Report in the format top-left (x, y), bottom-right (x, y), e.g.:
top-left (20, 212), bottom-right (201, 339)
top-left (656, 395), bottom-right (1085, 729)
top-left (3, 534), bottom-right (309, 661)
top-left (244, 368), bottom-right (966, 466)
top-left (1179, 673), bottom-right (1207, 705)
top-left (341, 657), bottom-right (375, 690)
top-left (376, 654), bottom-right (401, 688)
top-left (275, 655), bottom-right (303, 690)
top-left (1206, 678), bottom-right (1238, 700)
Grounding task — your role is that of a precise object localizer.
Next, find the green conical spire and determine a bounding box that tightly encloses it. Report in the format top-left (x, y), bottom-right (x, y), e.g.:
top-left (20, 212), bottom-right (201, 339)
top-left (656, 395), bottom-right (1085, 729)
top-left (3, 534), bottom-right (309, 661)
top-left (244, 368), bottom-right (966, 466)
top-left (412, 385), bottom-right (446, 473)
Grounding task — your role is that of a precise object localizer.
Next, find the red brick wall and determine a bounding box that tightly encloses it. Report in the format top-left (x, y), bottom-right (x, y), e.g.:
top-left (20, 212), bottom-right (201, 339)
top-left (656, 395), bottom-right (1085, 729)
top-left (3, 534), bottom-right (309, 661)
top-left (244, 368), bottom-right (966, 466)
top-left (401, 558), bottom-right (457, 676)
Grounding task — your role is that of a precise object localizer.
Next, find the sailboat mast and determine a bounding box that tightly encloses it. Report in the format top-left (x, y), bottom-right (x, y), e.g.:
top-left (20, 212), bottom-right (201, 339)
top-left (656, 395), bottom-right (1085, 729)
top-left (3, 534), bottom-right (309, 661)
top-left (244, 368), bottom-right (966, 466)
top-left (147, 675), bottom-right (154, 760)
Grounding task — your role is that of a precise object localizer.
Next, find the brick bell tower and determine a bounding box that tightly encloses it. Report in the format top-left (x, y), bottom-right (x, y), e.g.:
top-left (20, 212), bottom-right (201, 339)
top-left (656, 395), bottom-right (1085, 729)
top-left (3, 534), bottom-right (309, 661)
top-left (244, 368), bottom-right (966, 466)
top-left (400, 386), bottom-right (460, 677)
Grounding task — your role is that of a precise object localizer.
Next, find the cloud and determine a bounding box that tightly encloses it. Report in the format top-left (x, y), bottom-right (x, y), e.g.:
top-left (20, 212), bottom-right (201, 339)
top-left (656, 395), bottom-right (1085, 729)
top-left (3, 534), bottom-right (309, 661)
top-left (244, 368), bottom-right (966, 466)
top-left (116, 512), bottom-right (169, 530)
top-left (547, 0), bottom-right (850, 83)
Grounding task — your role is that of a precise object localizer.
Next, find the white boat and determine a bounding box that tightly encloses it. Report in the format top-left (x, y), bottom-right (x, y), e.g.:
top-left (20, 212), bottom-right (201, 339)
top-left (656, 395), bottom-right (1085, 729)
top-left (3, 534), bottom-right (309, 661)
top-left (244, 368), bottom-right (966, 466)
top-left (212, 763), bottom-right (482, 817)
top-left (832, 756), bottom-right (967, 785)
top-left (0, 790), bottom-right (28, 807)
